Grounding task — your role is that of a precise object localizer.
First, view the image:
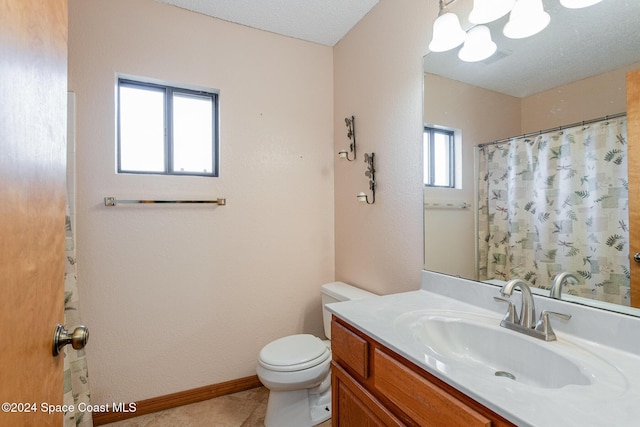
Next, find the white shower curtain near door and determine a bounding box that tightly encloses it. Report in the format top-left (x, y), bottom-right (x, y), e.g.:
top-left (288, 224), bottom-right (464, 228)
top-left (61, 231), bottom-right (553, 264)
top-left (477, 116), bottom-right (629, 305)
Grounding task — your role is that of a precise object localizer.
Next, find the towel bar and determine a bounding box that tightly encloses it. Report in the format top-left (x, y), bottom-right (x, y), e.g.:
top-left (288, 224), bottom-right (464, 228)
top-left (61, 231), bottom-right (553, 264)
top-left (104, 197), bottom-right (226, 207)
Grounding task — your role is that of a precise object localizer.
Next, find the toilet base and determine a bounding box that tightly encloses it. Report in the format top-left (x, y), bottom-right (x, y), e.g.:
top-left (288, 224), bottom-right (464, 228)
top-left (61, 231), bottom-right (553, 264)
top-left (264, 387), bottom-right (331, 427)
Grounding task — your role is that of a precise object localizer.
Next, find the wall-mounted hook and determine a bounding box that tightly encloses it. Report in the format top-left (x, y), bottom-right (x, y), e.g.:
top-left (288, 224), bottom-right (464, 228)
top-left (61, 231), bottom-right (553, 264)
top-left (357, 152), bottom-right (376, 204)
top-left (338, 116), bottom-right (357, 161)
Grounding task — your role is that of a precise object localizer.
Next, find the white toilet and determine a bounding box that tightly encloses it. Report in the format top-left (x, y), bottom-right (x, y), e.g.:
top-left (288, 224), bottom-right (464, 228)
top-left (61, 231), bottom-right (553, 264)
top-left (256, 281), bottom-right (376, 427)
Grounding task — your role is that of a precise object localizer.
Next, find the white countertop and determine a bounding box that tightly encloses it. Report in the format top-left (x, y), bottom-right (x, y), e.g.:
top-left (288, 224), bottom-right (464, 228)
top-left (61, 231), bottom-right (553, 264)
top-left (327, 272), bottom-right (640, 426)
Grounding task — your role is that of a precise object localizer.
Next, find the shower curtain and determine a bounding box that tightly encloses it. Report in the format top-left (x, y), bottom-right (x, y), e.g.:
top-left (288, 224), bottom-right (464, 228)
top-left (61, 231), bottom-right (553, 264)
top-left (63, 207), bottom-right (93, 427)
top-left (477, 116), bottom-right (630, 305)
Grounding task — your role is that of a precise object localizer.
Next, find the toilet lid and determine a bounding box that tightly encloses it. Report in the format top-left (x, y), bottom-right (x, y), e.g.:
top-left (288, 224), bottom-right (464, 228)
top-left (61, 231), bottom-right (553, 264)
top-left (259, 334), bottom-right (330, 372)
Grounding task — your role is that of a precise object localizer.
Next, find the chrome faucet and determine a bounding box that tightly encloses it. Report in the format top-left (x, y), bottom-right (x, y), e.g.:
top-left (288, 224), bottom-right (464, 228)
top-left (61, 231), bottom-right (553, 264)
top-left (550, 272), bottom-right (578, 299)
top-left (500, 279), bottom-right (535, 328)
top-left (494, 279), bottom-right (571, 341)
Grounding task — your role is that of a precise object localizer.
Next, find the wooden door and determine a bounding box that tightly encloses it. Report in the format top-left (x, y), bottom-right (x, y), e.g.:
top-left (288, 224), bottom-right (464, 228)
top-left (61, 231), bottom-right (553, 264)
top-left (0, 0), bottom-right (68, 425)
top-left (628, 70), bottom-right (640, 308)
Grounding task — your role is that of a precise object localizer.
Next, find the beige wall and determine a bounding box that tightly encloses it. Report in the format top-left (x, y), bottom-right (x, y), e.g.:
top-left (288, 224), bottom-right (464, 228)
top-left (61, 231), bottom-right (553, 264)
top-left (69, 0), bottom-right (334, 404)
top-left (333, 0), bottom-right (427, 295)
top-left (521, 61), bottom-right (640, 132)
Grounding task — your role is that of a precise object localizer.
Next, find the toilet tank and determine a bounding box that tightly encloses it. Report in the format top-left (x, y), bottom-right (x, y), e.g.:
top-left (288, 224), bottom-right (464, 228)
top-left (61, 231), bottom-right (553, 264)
top-left (321, 282), bottom-right (377, 339)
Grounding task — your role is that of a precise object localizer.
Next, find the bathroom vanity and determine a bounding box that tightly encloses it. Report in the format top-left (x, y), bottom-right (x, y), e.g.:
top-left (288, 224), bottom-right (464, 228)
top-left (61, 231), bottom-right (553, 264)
top-left (331, 317), bottom-right (513, 426)
top-left (327, 271), bottom-right (640, 426)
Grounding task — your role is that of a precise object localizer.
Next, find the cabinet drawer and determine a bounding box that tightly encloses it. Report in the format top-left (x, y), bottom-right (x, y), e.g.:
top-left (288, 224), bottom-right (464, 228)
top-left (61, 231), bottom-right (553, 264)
top-left (374, 349), bottom-right (491, 427)
top-left (332, 318), bottom-right (369, 378)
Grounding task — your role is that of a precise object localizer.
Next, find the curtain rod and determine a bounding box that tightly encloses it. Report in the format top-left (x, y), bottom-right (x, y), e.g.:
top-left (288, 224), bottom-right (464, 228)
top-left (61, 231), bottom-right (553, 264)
top-left (476, 112), bottom-right (627, 148)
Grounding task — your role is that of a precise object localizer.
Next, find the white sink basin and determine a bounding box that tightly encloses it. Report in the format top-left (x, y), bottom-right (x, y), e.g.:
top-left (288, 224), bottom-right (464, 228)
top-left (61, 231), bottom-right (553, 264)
top-left (395, 310), bottom-right (624, 390)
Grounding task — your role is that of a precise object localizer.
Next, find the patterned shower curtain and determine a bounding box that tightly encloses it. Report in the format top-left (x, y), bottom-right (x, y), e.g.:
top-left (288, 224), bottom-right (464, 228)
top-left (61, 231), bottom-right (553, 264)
top-left (477, 116), bottom-right (630, 305)
top-left (63, 208), bottom-right (93, 427)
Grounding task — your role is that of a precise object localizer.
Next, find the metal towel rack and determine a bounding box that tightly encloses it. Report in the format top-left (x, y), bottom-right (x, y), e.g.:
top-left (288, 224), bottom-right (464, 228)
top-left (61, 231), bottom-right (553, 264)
top-left (104, 197), bottom-right (226, 207)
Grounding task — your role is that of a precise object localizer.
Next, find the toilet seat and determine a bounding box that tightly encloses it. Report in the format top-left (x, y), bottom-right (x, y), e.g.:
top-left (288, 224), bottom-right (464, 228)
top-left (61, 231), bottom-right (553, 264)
top-left (258, 334), bottom-right (330, 372)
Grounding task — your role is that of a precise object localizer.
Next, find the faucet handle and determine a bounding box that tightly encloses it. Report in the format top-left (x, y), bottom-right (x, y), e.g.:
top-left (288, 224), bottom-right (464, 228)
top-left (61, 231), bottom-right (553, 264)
top-left (534, 310), bottom-right (572, 341)
top-left (493, 296), bottom-right (519, 324)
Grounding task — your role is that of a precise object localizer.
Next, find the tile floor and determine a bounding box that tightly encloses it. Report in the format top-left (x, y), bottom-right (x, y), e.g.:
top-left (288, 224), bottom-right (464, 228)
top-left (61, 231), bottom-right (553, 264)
top-left (107, 386), bottom-right (332, 427)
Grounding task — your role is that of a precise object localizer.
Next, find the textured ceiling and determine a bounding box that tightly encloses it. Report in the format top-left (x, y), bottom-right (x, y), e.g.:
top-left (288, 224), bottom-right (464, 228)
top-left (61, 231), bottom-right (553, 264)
top-left (423, 0), bottom-right (640, 97)
top-left (156, 0), bottom-right (379, 46)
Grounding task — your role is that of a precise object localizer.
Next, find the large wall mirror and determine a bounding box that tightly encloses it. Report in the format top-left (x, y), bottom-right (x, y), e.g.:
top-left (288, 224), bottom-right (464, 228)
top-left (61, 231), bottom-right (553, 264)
top-left (423, 0), bottom-right (640, 315)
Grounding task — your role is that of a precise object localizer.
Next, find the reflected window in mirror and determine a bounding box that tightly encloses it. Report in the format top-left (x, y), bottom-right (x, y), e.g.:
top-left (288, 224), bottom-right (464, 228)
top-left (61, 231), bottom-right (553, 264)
top-left (424, 126), bottom-right (456, 188)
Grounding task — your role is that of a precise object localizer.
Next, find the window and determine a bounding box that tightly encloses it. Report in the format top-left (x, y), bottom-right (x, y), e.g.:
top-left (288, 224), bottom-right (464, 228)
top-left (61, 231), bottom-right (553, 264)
top-left (117, 78), bottom-right (219, 177)
top-left (423, 126), bottom-right (455, 188)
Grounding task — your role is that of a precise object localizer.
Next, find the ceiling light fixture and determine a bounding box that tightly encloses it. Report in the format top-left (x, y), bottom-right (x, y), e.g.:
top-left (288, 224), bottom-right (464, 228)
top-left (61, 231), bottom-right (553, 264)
top-left (503, 0), bottom-right (550, 39)
top-left (429, 0), bottom-right (600, 63)
top-left (458, 25), bottom-right (497, 62)
top-left (428, 0), bottom-right (467, 53)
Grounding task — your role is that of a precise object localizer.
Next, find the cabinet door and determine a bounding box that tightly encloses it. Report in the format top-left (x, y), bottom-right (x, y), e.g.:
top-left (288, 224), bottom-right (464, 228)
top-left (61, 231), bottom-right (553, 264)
top-left (374, 350), bottom-right (491, 427)
top-left (332, 363), bottom-right (406, 427)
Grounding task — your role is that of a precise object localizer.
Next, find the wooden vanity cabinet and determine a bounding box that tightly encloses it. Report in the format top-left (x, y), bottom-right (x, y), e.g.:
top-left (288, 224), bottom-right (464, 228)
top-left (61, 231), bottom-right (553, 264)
top-left (331, 317), bottom-right (515, 427)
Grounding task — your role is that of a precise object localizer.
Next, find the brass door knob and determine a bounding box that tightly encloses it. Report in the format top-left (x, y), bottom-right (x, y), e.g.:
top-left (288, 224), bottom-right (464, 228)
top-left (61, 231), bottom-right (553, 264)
top-left (53, 324), bottom-right (89, 356)
top-left (634, 253), bottom-right (640, 263)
